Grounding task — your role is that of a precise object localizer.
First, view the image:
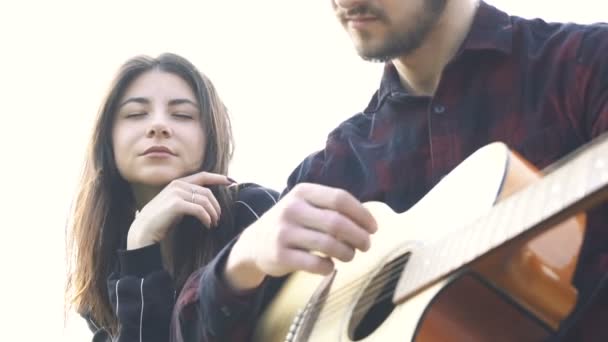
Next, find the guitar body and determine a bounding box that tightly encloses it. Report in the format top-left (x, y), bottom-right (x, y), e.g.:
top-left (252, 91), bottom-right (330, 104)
top-left (253, 142), bottom-right (587, 342)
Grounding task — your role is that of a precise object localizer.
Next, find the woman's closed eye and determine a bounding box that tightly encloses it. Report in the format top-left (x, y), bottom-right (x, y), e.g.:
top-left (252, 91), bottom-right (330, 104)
top-left (172, 112), bottom-right (195, 120)
top-left (125, 112), bottom-right (147, 118)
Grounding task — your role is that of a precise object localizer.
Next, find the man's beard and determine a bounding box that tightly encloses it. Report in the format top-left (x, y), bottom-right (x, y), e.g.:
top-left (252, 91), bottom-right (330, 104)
top-left (350, 0), bottom-right (448, 62)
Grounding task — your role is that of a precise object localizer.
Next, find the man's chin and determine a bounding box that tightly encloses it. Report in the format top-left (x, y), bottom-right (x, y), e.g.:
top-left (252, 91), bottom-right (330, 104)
top-left (358, 49), bottom-right (392, 63)
top-left (354, 41), bottom-right (393, 63)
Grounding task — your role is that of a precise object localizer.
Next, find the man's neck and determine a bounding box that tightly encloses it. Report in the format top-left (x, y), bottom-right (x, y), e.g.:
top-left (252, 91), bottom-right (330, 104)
top-left (393, 0), bottom-right (480, 96)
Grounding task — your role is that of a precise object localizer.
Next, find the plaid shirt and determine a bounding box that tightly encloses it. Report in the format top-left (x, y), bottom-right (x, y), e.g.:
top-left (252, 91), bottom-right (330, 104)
top-left (174, 2), bottom-right (608, 341)
top-left (284, 3), bottom-right (608, 341)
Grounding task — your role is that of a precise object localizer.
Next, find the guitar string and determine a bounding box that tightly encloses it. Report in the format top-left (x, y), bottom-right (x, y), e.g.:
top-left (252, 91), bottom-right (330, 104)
top-left (307, 196), bottom-right (532, 328)
top-left (305, 160), bottom-right (510, 317)
top-left (312, 204), bottom-right (527, 325)
top-left (314, 229), bottom-right (516, 330)
top-left (304, 235), bottom-right (470, 327)
top-left (300, 151), bottom-right (598, 335)
top-left (308, 262), bottom-right (406, 333)
top-left (305, 220), bottom-right (484, 323)
top-left (304, 253), bottom-right (413, 320)
top-left (309, 200), bottom-right (510, 317)
top-left (309, 165), bottom-right (587, 332)
top-left (309, 227), bottom-right (509, 331)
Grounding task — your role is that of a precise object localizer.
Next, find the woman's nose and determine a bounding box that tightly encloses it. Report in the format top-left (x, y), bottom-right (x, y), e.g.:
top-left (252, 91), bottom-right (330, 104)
top-left (146, 117), bottom-right (172, 138)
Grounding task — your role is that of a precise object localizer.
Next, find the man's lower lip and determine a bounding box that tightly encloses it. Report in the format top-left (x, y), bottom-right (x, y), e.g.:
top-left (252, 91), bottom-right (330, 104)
top-left (348, 19), bottom-right (378, 29)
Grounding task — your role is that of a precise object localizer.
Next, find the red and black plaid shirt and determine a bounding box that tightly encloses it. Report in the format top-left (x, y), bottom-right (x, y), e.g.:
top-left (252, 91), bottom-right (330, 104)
top-left (174, 2), bottom-right (608, 341)
top-left (283, 2), bottom-right (608, 341)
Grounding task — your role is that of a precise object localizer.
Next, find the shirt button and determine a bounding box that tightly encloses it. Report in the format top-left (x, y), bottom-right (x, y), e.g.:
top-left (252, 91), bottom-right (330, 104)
top-left (220, 305), bottom-right (232, 317)
top-left (433, 104), bottom-right (446, 114)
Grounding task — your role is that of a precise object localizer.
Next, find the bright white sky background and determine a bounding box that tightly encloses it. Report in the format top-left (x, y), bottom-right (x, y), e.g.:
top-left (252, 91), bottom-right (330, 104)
top-left (0, 0), bottom-right (604, 340)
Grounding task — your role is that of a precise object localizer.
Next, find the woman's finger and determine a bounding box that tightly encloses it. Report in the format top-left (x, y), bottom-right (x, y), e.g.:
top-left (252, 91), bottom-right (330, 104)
top-left (173, 182), bottom-right (222, 220)
top-left (191, 185), bottom-right (221, 216)
top-left (181, 171), bottom-right (234, 186)
top-left (179, 200), bottom-right (213, 228)
top-left (192, 192), bottom-right (220, 226)
top-left (174, 187), bottom-right (219, 227)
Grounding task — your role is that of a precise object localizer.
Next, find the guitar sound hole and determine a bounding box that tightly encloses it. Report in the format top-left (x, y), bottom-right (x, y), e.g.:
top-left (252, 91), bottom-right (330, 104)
top-left (349, 253), bottom-right (410, 341)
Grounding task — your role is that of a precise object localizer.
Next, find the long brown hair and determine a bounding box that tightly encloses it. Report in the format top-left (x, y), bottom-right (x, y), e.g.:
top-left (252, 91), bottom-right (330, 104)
top-left (65, 53), bottom-right (237, 334)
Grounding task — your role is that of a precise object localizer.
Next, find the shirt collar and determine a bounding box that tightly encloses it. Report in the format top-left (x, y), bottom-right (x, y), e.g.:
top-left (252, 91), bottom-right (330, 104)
top-left (460, 1), bottom-right (513, 54)
top-left (375, 1), bottom-right (513, 105)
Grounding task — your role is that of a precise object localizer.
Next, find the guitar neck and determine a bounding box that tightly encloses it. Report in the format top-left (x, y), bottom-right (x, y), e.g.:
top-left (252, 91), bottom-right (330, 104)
top-left (397, 134), bottom-right (608, 301)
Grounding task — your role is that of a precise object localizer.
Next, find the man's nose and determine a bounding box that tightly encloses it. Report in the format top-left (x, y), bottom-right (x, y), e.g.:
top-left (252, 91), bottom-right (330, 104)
top-left (334, 0), bottom-right (367, 11)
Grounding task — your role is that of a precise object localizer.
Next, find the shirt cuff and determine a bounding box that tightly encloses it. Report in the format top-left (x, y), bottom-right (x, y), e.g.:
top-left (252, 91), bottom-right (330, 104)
top-left (201, 237), bottom-right (266, 332)
top-left (117, 243), bottom-right (164, 277)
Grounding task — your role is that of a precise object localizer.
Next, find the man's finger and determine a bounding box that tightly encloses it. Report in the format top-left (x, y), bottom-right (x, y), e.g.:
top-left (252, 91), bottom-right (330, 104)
top-left (287, 227), bottom-right (356, 262)
top-left (292, 183), bottom-right (378, 233)
top-left (281, 249), bottom-right (335, 276)
top-left (288, 202), bottom-right (371, 252)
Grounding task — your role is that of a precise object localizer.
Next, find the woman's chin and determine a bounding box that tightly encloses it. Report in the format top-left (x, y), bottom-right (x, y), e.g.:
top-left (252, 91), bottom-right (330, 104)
top-left (133, 173), bottom-right (182, 187)
top-left (125, 167), bottom-right (199, 188)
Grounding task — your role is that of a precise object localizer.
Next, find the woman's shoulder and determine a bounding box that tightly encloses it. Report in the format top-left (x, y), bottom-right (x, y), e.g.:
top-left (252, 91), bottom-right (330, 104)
top-left (231, 182), bottom-right (280, 221)
top-left (235, 182), bottom-right (280, 204)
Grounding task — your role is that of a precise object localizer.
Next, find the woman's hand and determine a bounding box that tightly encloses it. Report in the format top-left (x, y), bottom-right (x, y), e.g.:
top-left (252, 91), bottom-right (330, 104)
top-left (127, 171), bottom-right (233, 250)
top-left (223, 183), bottom-right (377, 291)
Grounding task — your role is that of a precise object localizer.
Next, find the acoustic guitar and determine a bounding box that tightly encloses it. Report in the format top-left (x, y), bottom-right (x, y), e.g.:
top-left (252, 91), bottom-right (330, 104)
top-left (253, 134), bottom-right (608, 341)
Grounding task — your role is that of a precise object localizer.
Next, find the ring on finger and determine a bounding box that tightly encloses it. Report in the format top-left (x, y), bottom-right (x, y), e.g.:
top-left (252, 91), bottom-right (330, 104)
top-left (191, 188), bottom-right (197, 203)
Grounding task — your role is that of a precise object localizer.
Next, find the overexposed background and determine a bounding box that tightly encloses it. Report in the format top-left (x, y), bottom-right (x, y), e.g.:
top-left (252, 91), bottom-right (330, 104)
top-left (0, 0), bottom-right (603, 340)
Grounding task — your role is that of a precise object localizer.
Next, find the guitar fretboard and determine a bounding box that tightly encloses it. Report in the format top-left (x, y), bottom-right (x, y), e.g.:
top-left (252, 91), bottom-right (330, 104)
top-left (398, 135), bottom-right (608, 299)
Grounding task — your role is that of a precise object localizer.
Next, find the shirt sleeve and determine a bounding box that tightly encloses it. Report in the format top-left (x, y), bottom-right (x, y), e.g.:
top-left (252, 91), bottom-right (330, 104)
top-left (83, 244), bottom-right (175, 342)
top-left (547, 23), bottom-right (608, 341)
top-left (171, 183), bottom-right (282, 342)
top-left (109, 244), bottom-right (175, 342)
top-left (283, 132), bottom-right (343, 197)
top-left (576, 24), bottom-right (608, 138)
top-left (283, 126), bottom-right (364, 199)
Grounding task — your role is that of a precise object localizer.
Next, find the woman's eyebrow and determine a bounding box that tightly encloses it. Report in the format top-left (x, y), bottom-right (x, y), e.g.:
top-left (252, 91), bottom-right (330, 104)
top-left (168, 98), bottom-right (198, 107)
top-left (118, 97), bottom-right (149, 109)
top-left (117, 97), bottom-right (198, 109)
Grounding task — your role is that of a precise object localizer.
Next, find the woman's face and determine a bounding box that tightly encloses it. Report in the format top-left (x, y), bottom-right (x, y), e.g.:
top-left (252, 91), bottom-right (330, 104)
top-left (112, 70), bottom-right (206, 187)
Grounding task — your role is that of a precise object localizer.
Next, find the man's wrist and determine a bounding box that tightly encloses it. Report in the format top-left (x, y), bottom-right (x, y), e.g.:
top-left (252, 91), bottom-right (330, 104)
top-left (223, 235), bottom-right (266, 292)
